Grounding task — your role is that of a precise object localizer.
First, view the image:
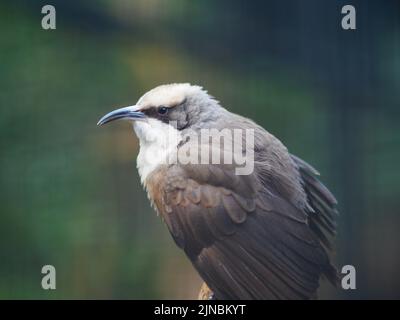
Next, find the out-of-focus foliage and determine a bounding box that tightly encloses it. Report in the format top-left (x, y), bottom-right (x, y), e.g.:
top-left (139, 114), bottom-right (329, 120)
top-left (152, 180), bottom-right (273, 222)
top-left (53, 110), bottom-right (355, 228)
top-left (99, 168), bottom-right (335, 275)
top-left (0, 0), bottom-right (399, 299)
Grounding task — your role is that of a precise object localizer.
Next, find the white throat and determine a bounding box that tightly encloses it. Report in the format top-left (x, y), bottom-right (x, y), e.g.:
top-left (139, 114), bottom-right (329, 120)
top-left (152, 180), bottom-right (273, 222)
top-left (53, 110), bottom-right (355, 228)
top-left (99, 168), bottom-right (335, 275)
top-left (133, 119), bottom-right (182, 183)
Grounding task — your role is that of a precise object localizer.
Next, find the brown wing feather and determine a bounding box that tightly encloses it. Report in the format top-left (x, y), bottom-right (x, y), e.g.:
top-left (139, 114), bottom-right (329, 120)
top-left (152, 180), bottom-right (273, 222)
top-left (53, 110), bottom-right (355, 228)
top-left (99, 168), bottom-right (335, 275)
top-left (149, 163), bottom-right (336, 300)
top-left (291, 155), bottom-right (338, 248)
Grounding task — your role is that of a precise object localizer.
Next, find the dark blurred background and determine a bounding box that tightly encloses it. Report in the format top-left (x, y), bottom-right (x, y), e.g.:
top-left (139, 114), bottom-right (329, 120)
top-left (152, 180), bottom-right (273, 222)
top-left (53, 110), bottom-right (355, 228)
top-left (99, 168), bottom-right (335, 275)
top-left (0, 0), bottom-right (399, 299)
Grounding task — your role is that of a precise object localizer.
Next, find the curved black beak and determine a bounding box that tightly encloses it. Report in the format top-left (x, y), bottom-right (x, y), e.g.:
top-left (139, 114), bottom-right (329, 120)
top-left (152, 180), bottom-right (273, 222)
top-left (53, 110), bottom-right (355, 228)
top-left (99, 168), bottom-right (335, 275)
top-left (97, 105), bottom-right (146, 126)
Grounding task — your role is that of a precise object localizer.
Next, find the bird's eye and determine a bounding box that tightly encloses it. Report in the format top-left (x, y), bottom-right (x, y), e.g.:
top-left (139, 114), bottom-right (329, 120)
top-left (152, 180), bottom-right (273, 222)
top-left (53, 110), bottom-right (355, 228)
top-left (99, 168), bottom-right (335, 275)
top-left (158, 106), bottom-right (168, 115)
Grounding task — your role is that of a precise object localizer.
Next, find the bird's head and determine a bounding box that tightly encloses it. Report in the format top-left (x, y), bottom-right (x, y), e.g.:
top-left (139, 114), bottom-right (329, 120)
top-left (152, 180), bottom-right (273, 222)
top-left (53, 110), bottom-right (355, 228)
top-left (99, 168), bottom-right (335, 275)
top-left (97, 83), bottom-right (222, 144)
top-left (98, 83), bottom-right (256, 179)
top-left (97, 83), bottom-right (236, 180)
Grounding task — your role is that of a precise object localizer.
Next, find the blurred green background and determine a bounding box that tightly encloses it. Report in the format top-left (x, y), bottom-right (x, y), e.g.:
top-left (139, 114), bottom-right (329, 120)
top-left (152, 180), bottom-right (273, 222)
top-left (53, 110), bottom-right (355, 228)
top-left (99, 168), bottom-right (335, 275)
top-left (0, 0), bottom-right (399, 299)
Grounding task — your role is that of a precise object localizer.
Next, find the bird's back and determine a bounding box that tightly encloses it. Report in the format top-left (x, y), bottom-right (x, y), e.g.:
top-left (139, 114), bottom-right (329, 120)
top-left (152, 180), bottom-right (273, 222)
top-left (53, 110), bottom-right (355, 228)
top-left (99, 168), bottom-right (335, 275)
top-left (144, 118), bottom-right (338, 299)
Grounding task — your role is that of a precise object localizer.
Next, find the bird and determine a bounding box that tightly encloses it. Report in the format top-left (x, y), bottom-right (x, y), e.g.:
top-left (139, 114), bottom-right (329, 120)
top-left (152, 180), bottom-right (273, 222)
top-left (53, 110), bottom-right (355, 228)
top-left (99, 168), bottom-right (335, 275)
top-left (97, 83), bottom-right (338, 300)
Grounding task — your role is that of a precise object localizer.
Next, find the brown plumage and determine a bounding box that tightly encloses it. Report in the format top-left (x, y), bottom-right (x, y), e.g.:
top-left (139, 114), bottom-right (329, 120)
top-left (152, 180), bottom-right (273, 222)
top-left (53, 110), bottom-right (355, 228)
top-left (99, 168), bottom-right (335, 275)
top-left (146, 153), bottom-right (337, 299)
top-left (98, 83), bottom-right (339, 300)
